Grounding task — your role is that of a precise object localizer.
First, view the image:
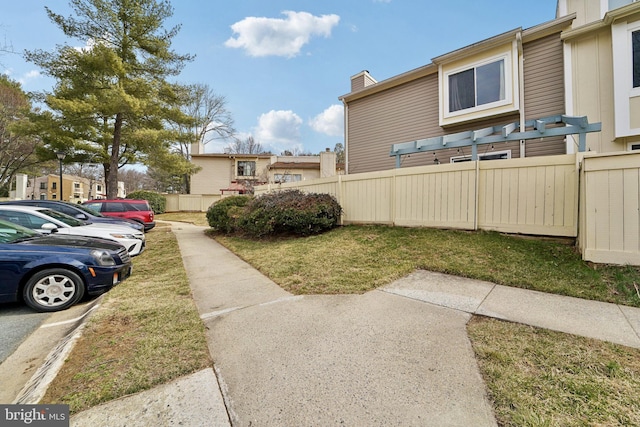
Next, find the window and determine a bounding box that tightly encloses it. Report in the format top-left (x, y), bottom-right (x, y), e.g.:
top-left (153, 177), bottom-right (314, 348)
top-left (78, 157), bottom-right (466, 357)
top-left (237, 161), bottom-right (256, 177)
top-left (74, 182), bottom-right (81, 189)
top-left (52, 194), bottom-right (57, 200)
top-left (450, 150), bottom-right (511, 163)
top-left (274, 174), bottom-right (302, 183)
top-left (633, 30), bottom-right (640, 88)
top-left (51, 182), bottom-right (57, 190)
top-left (39, 182), bottom-right (46, 190)
top-left (39, 194), bottom-right (46, 200)
top-left (449, 59), bottom-right (505, 113)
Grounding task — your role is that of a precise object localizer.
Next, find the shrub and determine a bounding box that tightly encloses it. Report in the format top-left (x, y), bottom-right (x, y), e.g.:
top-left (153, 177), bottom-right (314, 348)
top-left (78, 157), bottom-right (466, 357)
top-left (127, 190), bottom-right (166, 214)
top-left (206, 195), bottom-right (251, 233)
top-left (238, 190), bottom-right (342, 238)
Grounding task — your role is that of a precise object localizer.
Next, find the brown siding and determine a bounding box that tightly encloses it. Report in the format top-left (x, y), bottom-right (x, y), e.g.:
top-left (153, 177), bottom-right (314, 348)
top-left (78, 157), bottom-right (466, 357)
top-left (348, 75), bottom-right (439, 174)
top-left (346, 32), bottom-right (566, 174)
top-left (523, 33), bottom-right (566, 157)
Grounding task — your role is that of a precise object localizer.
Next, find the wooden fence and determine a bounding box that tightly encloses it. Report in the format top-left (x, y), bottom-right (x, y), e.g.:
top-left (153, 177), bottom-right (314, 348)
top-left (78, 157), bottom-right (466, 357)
top-left (165, 194), bottom-right (220, 212)
top-left (255, 154), bottom-right (580, 238)
top-left (580, 152), bottom-right (640, 265)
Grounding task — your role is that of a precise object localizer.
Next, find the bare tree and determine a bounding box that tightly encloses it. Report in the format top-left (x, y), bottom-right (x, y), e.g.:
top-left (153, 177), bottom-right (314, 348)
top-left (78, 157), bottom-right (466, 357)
top-left (227, 135), bottom-right (267, 154)
top-left (0, 76), bottom-right (42, 196)
top-left (168, 83), bottom-right (235, 193)
top-left (119, 168), bottom-right (155, 194)
top-left (184, 83), bottom-right (235, 149)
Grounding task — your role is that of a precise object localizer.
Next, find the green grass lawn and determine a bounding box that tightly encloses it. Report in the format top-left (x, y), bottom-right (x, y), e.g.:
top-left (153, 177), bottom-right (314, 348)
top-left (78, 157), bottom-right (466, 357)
top-left (212, 224), bottom-right (640, 307)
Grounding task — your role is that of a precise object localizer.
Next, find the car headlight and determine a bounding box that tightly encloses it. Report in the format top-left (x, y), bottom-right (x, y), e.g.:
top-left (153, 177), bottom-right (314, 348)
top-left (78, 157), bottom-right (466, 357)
top-left (91, 249), bottom-right (116, 266)
top-left (110, 233), bottom-right (136, 239)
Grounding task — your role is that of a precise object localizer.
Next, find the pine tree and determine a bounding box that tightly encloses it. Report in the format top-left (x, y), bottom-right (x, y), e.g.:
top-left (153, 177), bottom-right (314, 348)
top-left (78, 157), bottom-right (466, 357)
top-left (25, 0), bottom-right (193, 198)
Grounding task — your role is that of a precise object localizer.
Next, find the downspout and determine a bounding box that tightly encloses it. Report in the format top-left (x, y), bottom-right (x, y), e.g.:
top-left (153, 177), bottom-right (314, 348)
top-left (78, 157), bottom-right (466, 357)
top-left (342, 99), bottom-right (349, 175)
top-left (517, 32), bottom-right (526, 158)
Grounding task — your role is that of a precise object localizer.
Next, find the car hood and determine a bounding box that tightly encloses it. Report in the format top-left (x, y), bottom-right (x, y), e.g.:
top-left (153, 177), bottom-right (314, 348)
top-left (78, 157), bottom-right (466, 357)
top-left (57, 223), bottom-right (145, 239)
top-left (18, 234), bottom-right (125, 252)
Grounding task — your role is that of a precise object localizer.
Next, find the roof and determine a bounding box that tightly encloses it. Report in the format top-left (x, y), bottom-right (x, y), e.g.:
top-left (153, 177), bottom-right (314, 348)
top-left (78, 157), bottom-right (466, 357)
top-left (339, 13), bottom-right (575, 103)
top-left (268, 162), bottom-right (321, 170)
top-left (191, 153), bottom-right (272, 159)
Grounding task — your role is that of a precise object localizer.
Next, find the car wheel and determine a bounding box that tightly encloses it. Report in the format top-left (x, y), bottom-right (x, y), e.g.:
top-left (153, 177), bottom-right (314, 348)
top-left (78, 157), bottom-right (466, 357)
top-left (23, 269), bottom-right (85, 312)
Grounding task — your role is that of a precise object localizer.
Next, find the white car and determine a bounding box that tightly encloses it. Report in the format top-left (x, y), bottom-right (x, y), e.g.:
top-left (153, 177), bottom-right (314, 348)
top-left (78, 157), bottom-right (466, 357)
top-left (0, 205), bottom-right (145, 256)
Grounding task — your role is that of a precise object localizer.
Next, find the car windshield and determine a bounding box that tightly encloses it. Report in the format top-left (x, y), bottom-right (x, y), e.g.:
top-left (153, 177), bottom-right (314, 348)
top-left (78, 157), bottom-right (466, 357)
top-left (39, 209), bottom-right (86, 227)
top-left (71, 203), bottom-right (104, 217)
top-left (0, 218), bottom-right (39, 243)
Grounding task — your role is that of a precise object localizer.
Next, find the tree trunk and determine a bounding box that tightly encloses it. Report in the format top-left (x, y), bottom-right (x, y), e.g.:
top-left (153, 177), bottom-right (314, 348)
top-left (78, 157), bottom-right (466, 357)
top-left (107, 113), bottom-right (123, 199)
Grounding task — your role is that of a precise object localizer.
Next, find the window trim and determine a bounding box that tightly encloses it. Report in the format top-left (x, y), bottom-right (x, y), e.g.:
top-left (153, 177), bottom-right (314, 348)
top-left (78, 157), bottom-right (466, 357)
top-left (612, 18), bottom-right (640, 137)
top-left (443, 53), bottom-right (513, 120)
top-left (632, 28), bottom-right (640, 91)
top-left (450, 149), bottom-right (512, 163)
top-left (236, 160), bottom-right (257, 177)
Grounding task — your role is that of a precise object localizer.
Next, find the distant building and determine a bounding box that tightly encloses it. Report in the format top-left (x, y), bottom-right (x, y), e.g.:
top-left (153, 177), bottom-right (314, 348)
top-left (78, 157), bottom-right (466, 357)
top-left (10, 173), bottom-right (121, 202)
top-left (190, 145), bottom-right (344, 196)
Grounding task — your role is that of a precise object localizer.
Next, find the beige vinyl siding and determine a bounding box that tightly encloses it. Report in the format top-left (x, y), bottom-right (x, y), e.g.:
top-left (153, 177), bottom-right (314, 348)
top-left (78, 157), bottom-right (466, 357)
top-left (522, 33), bottom-right (567, 156)
top-left (569, 28), bottom-right (618, 152)
top-left (348, 74), bottom-right (438, 174)
top-left (191, 156), bottom-right (234, 195)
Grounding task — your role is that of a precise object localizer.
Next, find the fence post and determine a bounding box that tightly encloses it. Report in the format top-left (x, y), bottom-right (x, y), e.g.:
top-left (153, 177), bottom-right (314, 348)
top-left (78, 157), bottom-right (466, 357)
top-left (338, 175), bottom-right (344, 225)
top-left (474, 160), bottom-right (480, 231)
top-left (392, 169), bottom-right (397, 226)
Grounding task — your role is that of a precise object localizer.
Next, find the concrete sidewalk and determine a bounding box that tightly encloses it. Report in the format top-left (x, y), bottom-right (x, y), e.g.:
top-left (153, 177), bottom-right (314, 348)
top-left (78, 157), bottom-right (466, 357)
top-left (70, 222), bottom-right (640, 426)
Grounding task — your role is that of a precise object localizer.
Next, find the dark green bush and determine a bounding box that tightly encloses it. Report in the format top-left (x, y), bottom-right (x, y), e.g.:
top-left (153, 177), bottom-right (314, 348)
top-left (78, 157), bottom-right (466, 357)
top-left (238, 189), bottom-right (342, 238)
top-left (127, 190), bottom-right (166, 214)
top-left (206, 195), bottom-right (251, 233)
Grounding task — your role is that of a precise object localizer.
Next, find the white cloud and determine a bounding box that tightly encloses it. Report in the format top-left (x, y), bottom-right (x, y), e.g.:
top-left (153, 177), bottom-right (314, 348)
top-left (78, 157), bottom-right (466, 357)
top-left (309, 104), bottom-right (343, 137)
top-left (254, 110), bottom-right (303, 153)
top-left (225, 11), bottom-right (340, 58)
top-left (3, 69), bottom-right (41, 86)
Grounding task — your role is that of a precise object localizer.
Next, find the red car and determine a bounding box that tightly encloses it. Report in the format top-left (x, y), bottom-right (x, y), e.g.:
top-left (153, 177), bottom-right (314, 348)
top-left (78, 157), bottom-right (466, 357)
top-left (83, 199), bottom-right (156, 232)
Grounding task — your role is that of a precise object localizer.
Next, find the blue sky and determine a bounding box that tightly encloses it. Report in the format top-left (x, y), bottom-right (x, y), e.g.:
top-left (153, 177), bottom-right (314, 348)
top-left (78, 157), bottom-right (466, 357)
top-left (1, 0), bottom-right (559, 156)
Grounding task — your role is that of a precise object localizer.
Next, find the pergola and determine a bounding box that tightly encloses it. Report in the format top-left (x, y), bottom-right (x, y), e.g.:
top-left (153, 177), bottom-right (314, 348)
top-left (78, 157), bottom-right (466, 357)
top-left (389, 115), bottom-right (602, 168)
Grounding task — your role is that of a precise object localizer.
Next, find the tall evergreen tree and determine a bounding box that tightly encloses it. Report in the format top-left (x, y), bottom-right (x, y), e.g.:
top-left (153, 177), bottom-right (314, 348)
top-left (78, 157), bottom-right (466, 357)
top-left (25, 0), bottom-right (193, 198)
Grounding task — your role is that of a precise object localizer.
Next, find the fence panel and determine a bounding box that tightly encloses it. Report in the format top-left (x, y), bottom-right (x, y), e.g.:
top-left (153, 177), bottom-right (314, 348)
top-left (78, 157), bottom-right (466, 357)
top-left (393, 163), bottom-right (476, 229)
top-left (581, 152), bottom-right (640, 265)
top-left (478, 155), bottom-right (578, 237)
top-left (165, 194), bottom-right (220, 212)
top-left (341, 172), bottom-right (394, 224)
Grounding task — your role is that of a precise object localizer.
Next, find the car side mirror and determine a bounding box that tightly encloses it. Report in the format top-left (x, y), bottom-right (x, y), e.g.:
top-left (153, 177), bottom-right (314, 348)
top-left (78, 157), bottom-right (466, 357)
top-left (75, 213), bottom-right (88, 220)
top-left (41, 223), bottom-right (58, 233)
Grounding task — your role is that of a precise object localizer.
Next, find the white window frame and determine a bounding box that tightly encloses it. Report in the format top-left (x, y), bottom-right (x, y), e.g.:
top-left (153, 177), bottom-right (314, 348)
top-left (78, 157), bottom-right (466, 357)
top-left (612, 19), bottom-right (640, 137)
top-left (443, 53), bottom-right (513, 120)
top-left (628, 142), bottom-right (640, 150)
top-left (450, 149), bottom-right (512, 163)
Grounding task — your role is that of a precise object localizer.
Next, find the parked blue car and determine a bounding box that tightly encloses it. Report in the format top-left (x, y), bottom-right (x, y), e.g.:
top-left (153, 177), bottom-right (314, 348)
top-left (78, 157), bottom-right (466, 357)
top-left (0, 219), bottom-right (132, 312)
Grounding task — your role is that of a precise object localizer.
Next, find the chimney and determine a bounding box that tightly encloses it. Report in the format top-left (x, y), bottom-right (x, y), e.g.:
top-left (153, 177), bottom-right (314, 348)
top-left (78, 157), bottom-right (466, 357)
top-left (320, 148), bottom-right (337, 178)
top-left (350, 70), bottom-right (377, 92)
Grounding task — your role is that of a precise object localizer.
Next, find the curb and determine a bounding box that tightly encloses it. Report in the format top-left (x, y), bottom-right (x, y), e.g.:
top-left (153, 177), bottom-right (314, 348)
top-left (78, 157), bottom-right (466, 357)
top-left (12, 297), bottom-right (103, 404)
